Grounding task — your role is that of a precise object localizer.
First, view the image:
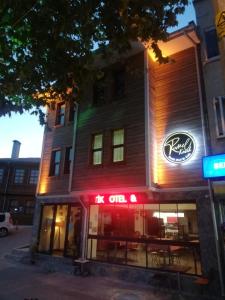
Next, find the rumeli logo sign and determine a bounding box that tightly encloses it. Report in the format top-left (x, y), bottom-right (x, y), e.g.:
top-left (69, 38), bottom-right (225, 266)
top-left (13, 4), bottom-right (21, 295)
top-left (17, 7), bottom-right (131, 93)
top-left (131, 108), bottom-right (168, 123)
top-left (163, 132), bottom-right (195, 164)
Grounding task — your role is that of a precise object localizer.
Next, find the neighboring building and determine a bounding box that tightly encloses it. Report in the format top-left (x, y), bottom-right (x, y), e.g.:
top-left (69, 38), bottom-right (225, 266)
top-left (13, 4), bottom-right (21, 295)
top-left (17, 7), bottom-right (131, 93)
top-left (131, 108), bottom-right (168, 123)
top-left (194, 0), bottom-right (225, 294)
top-left (0, 140), bottom-right (40, 225)
top-left (33, 24), bottom-right (222, 295)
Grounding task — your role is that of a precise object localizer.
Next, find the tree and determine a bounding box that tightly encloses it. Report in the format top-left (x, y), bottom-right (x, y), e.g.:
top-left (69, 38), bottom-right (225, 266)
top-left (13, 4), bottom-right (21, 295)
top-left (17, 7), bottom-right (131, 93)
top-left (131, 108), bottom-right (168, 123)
top-left (0, 0), bottom-right (189, 123)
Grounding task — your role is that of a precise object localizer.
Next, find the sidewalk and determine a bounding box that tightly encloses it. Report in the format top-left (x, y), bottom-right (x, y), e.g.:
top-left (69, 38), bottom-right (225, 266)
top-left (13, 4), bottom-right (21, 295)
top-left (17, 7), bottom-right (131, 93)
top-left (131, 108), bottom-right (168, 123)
top-left (0, 257), bottom-right (222, 300)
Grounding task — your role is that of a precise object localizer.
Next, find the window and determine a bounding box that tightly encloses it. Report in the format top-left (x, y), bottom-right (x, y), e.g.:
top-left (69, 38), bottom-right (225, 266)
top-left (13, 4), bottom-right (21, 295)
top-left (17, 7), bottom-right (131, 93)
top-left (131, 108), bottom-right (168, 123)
top-left (55, 102), bottom-right (65, 126)
top-left (10, 199), bottom-right (19, 212)
top-left (49, 150), bottom-right (61, 176)
top-left (93, 77), bottom-right (105, 106)
top-left (69, 102), bottom-right (76, 122)
top-left (92, 134), bottom-right (103, 165)
top-left (64, 146), bottom-right (72, 174)
top-left (205, 28), bottom-right (220, 59)
top-left (29, 169), bottom-right (39, 184)
top-left (26, 200), bottom-right (35, 214)
top-left (113, 67), bottom-right (125, 99)
top-left (112, 129), bottom-right (124, 162)
top-left (213, 96), bottom-right (225, 137)
top-left (0, 214), bottom-right (5, 222)
top-left (88, 202), bottom-right (201, 274)
top-left (0, 168), bottom-right (4, 183)
top-left (14, 169), bottom-right (25, 184)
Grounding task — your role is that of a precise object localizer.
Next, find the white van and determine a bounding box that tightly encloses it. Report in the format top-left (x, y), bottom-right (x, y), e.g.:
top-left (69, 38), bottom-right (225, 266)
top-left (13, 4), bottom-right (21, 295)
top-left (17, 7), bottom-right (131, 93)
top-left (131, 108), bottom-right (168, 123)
top-left (0, 212), bottom-right (14, 237)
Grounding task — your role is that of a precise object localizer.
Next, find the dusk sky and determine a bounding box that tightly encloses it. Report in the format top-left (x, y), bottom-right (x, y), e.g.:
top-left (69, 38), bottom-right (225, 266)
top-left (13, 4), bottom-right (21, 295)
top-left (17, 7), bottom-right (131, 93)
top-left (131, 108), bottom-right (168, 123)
top-left (0, 3), bottom-right (196, 159)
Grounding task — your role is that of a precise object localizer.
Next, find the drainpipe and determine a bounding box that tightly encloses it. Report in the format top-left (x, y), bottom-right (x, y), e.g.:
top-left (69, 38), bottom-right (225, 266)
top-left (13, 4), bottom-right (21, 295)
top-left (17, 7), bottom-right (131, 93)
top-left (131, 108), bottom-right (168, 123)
top-left (144, 49), bottom-right (151, 189)
top-left (2, 162), bottom-right (10, 212)
top-left (184, 30), bottom-right (225, 297)
top-left (78, 196), bottom-right (88, 261)
top-left (68, 102), bottom-right (79, 193)
top-left (68, 102), bottom-right (88, 261)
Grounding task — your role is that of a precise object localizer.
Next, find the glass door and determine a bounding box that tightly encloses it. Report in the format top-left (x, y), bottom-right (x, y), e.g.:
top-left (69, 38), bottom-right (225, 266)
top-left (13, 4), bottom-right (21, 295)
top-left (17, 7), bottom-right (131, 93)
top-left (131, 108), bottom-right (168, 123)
top-left (38, 205), bottom-right (55, 253)
top-left (52, 205), bottom-right (68, 256)
top-left (65, 205), bottom-right (82, 257)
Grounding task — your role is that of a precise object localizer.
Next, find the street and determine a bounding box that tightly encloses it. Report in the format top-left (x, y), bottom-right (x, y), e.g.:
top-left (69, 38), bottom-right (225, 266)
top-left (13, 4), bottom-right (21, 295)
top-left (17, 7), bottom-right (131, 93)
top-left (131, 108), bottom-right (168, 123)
top-left (0, 226), bottom-right (32, 257)
top-left (0, 228), bottom-right (219, 300)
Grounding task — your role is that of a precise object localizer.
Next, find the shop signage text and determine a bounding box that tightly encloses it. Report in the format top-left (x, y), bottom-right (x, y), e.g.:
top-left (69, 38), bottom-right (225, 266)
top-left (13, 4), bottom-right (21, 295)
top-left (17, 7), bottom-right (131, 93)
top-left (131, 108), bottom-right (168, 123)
top-left (203, 154), bottom-right (225, 179)
top-left (91, 193), bottom-right (141, 205)
top-left (163, 132), bottom-right (195, 164)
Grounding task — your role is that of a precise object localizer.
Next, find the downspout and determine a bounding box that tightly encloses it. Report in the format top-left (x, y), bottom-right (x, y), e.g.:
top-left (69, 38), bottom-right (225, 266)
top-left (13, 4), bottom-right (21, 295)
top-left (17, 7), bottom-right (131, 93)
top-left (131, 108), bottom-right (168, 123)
top-left (144, 49), bottom-right (151, 189)
top-left (184, 30), bottom-right (225, 297)
top-left (68, 101), bottom-right (79, 193)
top-left (2, 162), bottom-right (10, 212)
top-left (68, 102), bottom-right (88, 260)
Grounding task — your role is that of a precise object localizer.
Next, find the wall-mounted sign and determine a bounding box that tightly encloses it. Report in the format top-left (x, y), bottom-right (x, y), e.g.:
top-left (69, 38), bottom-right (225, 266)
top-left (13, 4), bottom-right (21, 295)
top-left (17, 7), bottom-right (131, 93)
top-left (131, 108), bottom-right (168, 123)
top-left (203, 153), bottom-right (225, 179)
top-left (89, 193), bottom-right (148, 205)
top-left (163, 132), bottom-right (195, 164)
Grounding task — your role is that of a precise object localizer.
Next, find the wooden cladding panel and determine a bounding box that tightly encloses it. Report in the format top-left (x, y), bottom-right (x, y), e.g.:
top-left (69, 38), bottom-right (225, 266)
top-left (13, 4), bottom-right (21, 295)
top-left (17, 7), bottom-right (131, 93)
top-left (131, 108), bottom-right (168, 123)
top-left (38, 111), bottom-right (74, 195)
top-left (72, 52), bottom-right (146, 191)
top-left (150, 47), bottom-right (206, 188)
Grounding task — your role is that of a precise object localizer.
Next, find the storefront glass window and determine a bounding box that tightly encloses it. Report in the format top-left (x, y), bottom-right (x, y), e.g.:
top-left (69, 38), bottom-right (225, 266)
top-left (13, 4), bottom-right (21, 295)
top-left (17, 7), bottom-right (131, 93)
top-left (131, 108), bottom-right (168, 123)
top-left (87, 202), bottom-right (201, 275)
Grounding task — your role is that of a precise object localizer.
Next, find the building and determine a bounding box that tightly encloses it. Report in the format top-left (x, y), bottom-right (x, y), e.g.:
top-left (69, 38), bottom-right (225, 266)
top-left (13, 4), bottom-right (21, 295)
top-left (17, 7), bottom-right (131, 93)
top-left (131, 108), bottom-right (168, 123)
top-left (33, 24), bottom-right (222, 295)
top-left (0, 140), bottom-right (40, 225)
top-left (194, 0), bottom-right (225, 294)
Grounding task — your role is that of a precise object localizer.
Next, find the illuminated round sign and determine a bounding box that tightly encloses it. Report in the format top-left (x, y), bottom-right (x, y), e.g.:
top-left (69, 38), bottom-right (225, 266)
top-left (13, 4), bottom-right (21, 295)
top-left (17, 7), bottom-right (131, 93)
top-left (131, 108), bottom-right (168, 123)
top-left (163, 132), bottom-right (195, 164)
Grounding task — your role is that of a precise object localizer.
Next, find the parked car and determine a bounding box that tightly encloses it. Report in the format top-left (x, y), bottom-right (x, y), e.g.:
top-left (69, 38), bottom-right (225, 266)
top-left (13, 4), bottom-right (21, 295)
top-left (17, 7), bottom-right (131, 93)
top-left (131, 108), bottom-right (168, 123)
top-left (0, 212), bottom-right (14, 237)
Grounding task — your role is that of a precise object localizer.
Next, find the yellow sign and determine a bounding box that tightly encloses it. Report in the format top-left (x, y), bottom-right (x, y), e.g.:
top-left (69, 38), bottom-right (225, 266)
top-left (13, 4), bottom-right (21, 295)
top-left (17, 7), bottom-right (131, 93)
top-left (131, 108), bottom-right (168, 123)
top-left (216, 11), bottom-right (225, 38)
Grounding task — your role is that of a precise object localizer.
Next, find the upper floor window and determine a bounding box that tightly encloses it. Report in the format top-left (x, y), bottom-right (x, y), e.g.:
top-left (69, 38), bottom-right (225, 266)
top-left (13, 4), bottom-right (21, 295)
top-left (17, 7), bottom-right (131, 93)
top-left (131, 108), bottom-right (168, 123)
top-left (112, 129), bottom-right (125, 162)
top-left (92, 133), bottom-right (103, 165)
top-left (26, 200), bottom-right (35, 214)
top-left (213, 96), bottom-right (225, 137)
top-left (68, 102), bottom-right (76, 122)
top-left (93, 76), bottom-right (105, 106)
top-left (113, 67), bottom-right (125, 99)
top-left (14, 169), bottom-right (25, 184)
top-left (64, 146), bottom-right (72, 174)
top-left (29, 169), bottom-right (39, 184)
top-left (55, 102), bottom-right (65, 126)
top-left (204, 28), bottom-right (220, 59)
top-left (0, 168), bottom-right (4, 183)
top-left (49, 150), bottom-right (61, 176)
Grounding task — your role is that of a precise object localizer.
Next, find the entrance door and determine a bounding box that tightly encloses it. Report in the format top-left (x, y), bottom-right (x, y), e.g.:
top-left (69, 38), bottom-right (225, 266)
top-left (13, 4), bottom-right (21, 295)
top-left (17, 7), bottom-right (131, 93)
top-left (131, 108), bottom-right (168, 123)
top-left (38, 204), bottom-right (82, 257)
top-left (65, 206), bottom-right (82, 258)
top-left (38, 205), bottom-right (55, 253)
top-left (52, 205), bottom-right (68, 256)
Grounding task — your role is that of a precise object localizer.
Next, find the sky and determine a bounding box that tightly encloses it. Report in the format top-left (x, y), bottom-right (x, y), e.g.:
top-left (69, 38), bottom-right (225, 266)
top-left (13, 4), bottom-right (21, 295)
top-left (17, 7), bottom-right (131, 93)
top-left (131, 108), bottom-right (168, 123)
top-left (0, 2), bottom-right (196, 159)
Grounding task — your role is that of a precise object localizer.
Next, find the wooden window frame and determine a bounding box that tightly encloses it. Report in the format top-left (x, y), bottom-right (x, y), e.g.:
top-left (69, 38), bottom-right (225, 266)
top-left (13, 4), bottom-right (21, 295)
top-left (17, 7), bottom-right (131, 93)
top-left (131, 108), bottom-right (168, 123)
top-left (204, 27), bottom-right (220, 60)
top-left (14, 168), bottom-right (25, 184)
top-left (113, 66), bottom-right (126, 100)
top-left (64, 146), bottom-right (72, 174)
top-left (213, 96), bottom-right (225, 138)
top-left (0, 168), bottom-right (4, 183)
top-left (91, 133), bottom-right (104, 166)
top-left (29, 169), bottom-right (39, 184)
top-left (112, 128), bottom-right (125, 164)
top-left (49, 149), bottom-right (61, 176)
top-left (55, 102), bottom-right (66, 126)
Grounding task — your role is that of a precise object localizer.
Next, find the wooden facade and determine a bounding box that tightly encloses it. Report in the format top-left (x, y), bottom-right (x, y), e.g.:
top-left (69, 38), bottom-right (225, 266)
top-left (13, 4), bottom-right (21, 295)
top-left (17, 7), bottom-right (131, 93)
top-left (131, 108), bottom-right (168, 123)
top-left (38, 42), bottom-right (207, 195)
top-left (149, 47), bottom-right (207, 189)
